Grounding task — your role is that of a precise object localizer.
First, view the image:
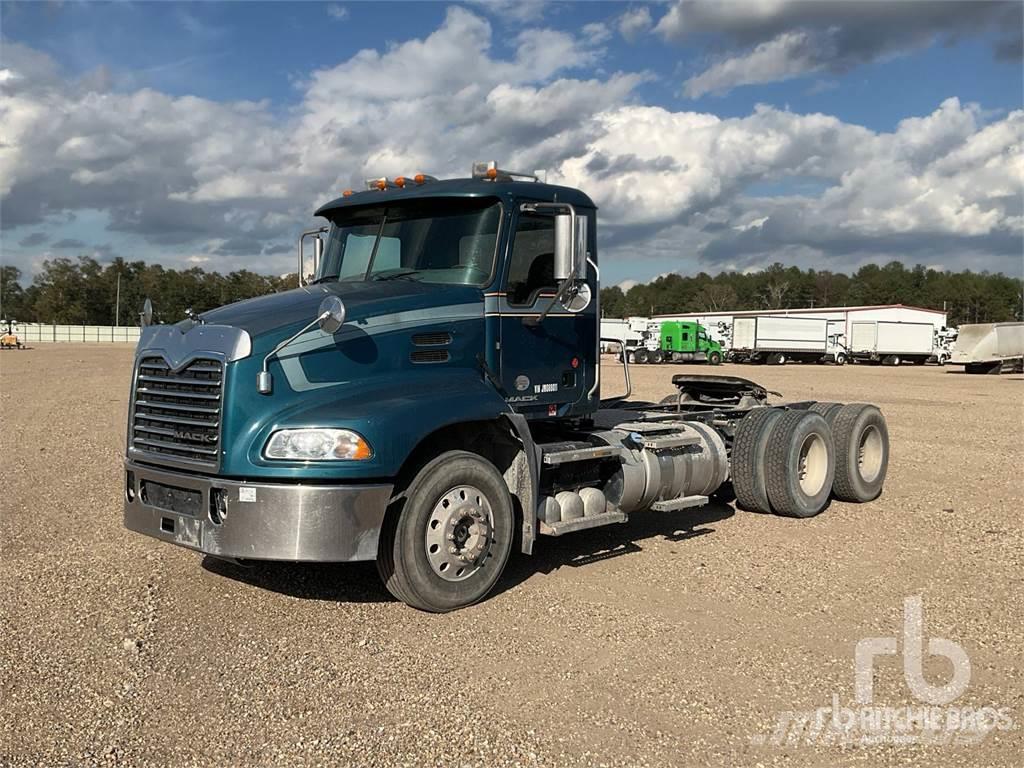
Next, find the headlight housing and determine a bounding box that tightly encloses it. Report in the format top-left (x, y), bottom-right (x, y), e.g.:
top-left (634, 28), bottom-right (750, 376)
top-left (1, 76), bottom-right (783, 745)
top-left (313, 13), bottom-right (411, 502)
top-left (263, 428), bottom-right (373, 461)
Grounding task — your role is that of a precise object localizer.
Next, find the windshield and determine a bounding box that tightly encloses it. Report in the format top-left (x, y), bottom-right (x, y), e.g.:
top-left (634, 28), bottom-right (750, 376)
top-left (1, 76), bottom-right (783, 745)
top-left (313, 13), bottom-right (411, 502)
top-left (316, 197), bottom-right (501, 286)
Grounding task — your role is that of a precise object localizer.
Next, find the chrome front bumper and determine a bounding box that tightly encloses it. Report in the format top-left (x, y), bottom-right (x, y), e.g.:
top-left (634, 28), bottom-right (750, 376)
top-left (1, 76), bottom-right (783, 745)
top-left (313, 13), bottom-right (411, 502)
top-left (123, 461), bottom-right (393, 562)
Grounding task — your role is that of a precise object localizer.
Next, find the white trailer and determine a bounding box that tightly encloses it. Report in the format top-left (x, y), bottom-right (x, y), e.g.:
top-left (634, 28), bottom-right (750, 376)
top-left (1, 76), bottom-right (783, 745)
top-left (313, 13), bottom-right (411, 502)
top-left (730, 316), bottom-right (838, 365)
top-left (949, 322), bottom-right (1024, 374)
top-left (849, 321), bottom-right (935, 365)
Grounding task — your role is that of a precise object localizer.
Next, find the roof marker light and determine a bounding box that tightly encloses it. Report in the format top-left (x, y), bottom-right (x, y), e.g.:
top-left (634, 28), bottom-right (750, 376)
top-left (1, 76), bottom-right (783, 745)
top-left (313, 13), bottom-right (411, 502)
top-left (471, 160), bottom-right (540, 183)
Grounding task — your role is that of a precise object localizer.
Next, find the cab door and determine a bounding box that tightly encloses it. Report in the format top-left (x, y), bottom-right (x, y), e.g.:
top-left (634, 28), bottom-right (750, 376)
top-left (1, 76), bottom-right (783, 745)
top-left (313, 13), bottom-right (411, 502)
top-left (495, 209), bottom-right (594, 418)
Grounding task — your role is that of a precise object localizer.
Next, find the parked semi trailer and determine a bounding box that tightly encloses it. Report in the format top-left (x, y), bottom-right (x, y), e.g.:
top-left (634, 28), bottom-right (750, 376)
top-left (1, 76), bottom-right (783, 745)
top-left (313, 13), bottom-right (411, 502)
top-left (849, 320), bottom-right (935, 365)
top-left (949, 322), bottom-right (1024, 374)
top-left (730, 316), bottom-right (845, 365)
top-left (122, 162), bottom-right (890, 612)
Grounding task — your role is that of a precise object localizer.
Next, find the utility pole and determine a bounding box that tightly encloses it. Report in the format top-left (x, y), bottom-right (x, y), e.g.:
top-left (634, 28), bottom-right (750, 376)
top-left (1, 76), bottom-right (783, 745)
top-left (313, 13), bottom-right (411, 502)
top-left (115, 272), bottom-right (121, 327)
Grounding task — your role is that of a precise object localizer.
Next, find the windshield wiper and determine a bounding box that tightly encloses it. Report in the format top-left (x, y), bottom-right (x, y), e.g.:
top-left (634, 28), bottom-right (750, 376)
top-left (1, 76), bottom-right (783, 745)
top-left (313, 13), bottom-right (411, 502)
top-left (308, 275), bottom-right (339, 285)
top-left (372, 269), bottom-right (422, 282)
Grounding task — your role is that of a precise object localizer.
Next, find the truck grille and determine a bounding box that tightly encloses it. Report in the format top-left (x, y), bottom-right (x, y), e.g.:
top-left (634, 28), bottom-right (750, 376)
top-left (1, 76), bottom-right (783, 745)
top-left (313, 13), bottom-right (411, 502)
top-left (130, 356), bottom-right (224, 471)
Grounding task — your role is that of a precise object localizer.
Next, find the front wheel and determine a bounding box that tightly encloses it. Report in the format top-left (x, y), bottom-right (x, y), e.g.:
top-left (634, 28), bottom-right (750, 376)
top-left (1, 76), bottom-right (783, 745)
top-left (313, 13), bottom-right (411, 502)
top-left (377, 451), bottom-right (514, 612)
top-left (708, 351), bottom-right (722, 366)
top-left (835, 353), bottom-right (846, 366)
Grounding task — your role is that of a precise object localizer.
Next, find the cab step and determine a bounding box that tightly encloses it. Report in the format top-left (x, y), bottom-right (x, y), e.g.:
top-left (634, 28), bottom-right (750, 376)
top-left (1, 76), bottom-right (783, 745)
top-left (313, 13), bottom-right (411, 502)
top-left (650, 494), bottom-right (708, 512)
top-left (538, 510), bottom-right (628, 536)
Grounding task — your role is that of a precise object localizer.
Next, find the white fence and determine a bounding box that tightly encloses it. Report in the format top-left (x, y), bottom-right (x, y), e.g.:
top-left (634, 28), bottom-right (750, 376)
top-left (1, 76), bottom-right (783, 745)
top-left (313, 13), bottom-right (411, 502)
top-left (15, 323), bottom-right (141, 344)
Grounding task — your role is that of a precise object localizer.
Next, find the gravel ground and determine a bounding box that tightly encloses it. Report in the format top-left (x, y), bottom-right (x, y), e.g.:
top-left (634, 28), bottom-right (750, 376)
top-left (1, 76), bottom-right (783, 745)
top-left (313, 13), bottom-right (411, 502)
top-left (1, 345), bottom-right (1022, 767)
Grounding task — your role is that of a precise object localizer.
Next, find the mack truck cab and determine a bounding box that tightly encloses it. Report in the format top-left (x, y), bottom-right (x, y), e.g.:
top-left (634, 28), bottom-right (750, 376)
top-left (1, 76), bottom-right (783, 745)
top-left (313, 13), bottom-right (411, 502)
top-left (124, 162), bottom-right (890, 612)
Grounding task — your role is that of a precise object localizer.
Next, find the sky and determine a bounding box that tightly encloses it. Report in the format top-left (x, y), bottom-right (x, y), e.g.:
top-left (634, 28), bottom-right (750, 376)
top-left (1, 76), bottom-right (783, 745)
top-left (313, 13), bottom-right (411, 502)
top-left (1, 0), bottom-right (1022, 289)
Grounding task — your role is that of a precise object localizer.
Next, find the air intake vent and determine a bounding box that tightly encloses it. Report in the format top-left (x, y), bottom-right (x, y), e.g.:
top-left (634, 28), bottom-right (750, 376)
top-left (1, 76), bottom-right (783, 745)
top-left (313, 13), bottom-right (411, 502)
top-left (411, 332), bottom-right (452, 347)
top-left (410, 349), bottom-right (450, 364)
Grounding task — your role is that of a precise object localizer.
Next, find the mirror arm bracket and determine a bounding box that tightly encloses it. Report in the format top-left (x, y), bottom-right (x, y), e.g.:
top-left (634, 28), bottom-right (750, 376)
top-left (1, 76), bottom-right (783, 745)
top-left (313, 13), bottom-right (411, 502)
top-left (257, 311), bottom-right (329, 395)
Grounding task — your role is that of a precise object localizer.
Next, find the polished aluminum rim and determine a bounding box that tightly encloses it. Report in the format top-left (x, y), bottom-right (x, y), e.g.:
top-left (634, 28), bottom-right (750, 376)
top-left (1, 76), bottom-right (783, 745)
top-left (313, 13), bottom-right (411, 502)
top-left (798, 433), bottom-right (829, 496)
top-left (858, 425), bottom-right (884, 482)
top-left (424, 485), bottom-right (493, 582)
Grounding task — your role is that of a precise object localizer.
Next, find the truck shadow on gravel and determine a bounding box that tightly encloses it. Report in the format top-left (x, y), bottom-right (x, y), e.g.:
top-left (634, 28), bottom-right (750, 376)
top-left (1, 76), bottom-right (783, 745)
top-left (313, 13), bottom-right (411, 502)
top-left (492, 501), bottom-right (735, 599)
top-left (200, 502), bottom-right (736, 606)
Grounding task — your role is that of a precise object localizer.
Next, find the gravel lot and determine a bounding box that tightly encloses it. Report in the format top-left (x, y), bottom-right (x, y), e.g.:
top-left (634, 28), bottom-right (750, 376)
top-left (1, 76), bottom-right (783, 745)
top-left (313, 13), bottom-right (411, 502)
top-left (2, 345), bottom-right (1022, 767)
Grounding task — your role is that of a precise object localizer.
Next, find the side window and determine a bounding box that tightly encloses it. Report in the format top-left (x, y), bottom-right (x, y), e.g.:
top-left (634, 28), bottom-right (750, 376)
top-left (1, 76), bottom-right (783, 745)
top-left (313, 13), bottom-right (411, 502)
top-left (681, 331), bottom-right (689, 341)
top-left (507, 213), bottom-right (556, 306)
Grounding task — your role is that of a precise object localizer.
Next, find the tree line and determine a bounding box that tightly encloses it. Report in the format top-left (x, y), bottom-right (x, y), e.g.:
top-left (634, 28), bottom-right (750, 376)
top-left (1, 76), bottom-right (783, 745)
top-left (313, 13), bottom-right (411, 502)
top-left (0, 257), bottom-right (298, 326)
top-left (600, 262), bottom-right (1023, 327)
top-left (1, 256), bottom-right (1021, 329)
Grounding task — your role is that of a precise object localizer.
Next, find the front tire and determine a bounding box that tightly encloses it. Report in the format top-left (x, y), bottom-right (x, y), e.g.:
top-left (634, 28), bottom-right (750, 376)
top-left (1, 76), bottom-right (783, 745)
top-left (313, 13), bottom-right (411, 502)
top-left (708, 351), bottom-right (722, 366)
top-left (377, 451), bottom-right (514, 612)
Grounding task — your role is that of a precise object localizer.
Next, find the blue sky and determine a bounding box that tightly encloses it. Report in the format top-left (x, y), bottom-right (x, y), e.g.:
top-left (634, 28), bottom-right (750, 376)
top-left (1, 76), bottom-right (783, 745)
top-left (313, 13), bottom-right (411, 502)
top-left (2, 0), bottom-right (1022, 287)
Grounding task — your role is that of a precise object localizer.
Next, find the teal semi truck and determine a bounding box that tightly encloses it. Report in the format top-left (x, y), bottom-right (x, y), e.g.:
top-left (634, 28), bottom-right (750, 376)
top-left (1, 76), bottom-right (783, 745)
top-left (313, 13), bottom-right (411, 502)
top-left (123, 162), bottom-right (889, 612)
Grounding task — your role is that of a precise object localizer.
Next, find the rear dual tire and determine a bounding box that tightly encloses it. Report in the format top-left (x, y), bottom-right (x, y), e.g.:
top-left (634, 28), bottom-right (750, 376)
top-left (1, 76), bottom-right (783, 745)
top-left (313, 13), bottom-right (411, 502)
top-left (731, 403), bottom-right (889, 517)
top-left (732, 408), bottom-right (785, 514)
top-left (764, 411), bottom-right (835, 518)
top-left (831, 404), bottom-right (888, 502)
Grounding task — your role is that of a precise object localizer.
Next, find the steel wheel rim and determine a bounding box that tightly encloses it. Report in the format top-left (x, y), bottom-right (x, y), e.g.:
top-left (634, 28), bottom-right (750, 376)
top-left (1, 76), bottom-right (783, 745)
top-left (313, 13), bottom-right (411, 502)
top-left (858, 425), bottom-right (884, 482)
top-left (797, 433), bottom-right (828, 496)
top-left (424, 485), bottom-right (493, 582)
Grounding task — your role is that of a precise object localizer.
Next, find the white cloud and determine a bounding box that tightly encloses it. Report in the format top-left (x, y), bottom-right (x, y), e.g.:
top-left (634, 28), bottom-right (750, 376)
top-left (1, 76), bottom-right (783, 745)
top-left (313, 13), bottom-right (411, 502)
top-left (466, 0), bottom-right (547, 24)
top-left (326, 4), bottom-right (348, 21)
top-left (618, 6), bottom-right (652, 43)
top-left (0, 12), bottom-right (1021, 281)
top-left (582, 22), bottom-right (611, 46)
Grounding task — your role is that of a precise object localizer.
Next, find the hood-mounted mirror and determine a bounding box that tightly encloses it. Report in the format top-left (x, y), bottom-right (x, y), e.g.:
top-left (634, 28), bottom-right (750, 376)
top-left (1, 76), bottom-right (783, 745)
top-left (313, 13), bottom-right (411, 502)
top-left (257, 295), bottom-right (348, 395)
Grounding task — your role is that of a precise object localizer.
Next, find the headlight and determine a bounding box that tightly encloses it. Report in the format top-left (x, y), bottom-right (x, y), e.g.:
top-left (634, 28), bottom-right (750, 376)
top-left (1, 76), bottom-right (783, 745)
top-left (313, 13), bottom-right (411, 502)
top-left (263, 429), bottom-right (373, 461)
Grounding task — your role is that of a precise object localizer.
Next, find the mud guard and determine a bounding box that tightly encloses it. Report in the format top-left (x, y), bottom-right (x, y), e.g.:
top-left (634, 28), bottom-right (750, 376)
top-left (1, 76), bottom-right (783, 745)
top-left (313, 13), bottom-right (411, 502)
top-left (503, 412), bottom-right (541, 555)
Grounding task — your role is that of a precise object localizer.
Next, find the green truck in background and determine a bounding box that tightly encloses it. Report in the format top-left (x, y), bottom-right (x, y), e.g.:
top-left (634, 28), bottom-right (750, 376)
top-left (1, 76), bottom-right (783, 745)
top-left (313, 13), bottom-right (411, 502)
top-left (630, 320), bottom-right (724, 365)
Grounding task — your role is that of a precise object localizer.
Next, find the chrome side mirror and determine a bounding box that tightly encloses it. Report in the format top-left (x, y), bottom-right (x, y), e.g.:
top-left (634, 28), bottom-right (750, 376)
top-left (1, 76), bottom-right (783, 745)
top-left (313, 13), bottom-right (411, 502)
top-left (257, 295), bottom-right (347, 395)
top-left (553, 213), bottom-right (588, 282)
top-left (313, 234), bottom-right (324, 276)
top-left (317, 295), bottom-right (346, 335)
top-left (554, 213), bottom-right (573, 281)
top-left (141, 298), bottom-right (153, 327)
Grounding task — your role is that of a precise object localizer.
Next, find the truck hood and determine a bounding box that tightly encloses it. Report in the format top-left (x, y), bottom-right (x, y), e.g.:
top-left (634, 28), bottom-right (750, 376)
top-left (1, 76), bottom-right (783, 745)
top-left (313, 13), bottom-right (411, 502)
top-left (199, 281), bottom-right (482, 339)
